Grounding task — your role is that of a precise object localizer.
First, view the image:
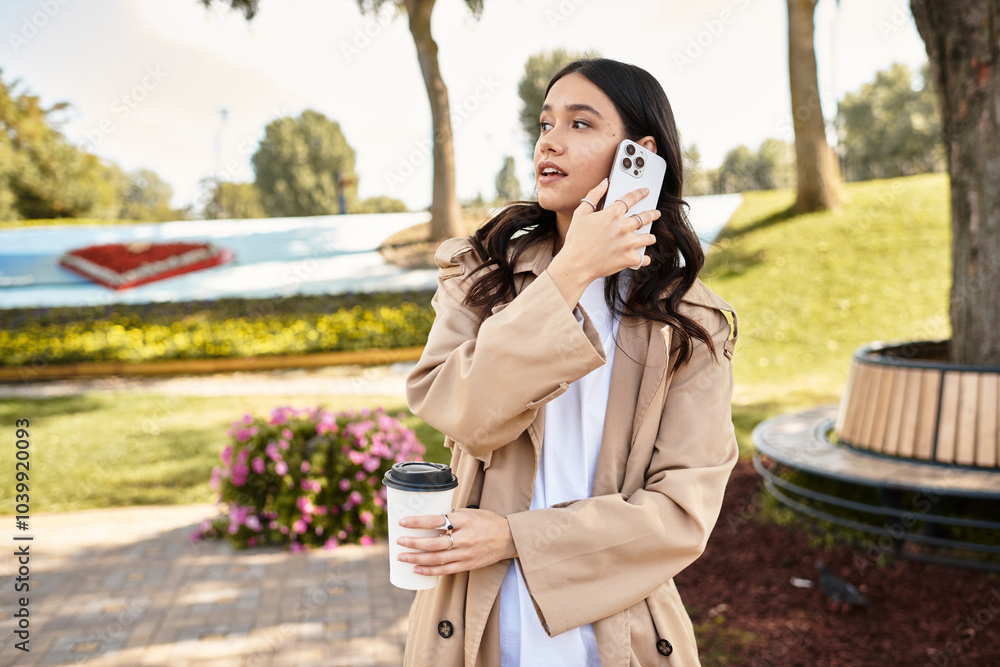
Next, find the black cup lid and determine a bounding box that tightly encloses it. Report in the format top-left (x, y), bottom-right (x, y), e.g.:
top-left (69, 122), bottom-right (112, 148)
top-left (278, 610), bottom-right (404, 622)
top-left (382, 461), bottom-right (458, 492)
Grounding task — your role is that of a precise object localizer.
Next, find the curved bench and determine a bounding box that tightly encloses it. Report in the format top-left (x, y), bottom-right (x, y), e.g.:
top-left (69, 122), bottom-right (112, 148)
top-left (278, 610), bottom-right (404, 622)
top-left (753, 406), bottom-right (1000, 572)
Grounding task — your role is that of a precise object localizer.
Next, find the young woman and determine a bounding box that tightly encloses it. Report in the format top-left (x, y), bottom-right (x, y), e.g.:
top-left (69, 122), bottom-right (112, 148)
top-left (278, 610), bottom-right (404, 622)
top-left (397, 57), bottom-right (739, 666)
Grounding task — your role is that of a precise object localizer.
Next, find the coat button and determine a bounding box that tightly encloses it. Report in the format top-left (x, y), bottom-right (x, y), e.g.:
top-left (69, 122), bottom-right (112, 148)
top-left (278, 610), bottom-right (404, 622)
top-left (656, 638), bottom-right (673, 656)
top-left (438, 621), bottom-right (454, 638)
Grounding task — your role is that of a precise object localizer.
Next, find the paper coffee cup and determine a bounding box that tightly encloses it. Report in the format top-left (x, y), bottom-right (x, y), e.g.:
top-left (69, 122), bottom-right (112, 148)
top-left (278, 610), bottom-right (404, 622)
top-left (382, 461), bottom-right (458, 590)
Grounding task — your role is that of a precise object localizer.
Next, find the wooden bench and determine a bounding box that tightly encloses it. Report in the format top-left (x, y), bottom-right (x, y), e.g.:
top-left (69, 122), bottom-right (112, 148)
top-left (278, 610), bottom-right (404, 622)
top-left (753, 406), bottom-right (1000, 572)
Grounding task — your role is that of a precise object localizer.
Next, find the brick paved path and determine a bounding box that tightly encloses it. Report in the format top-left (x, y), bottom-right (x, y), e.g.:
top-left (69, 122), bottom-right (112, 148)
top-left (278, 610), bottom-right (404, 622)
top-left (0, 504), bottom-right (415, 666)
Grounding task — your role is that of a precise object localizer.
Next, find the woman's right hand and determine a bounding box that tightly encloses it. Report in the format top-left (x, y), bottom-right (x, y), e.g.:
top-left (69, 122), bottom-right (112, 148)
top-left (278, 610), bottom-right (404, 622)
top-left (547, 178), bottom-right (659, 308)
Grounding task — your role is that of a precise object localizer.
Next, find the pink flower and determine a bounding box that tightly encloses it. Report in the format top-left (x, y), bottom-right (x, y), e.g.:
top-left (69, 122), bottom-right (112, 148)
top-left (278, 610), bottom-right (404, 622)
top-left (278, 439), bottom-right (290, 450)
top-left (348, 451), bottom-right (365, 466)
top-left (360, 511), bottom-right (374, 526)
top-left (339, 479), bottom-right (351, 492)
top-left (265, 442), bottom-right (281, 461)
top-left (231, 464), bottom-right (249, 487)
top-left (210, 467), bottom-right (221, 490)
top-left (373, 495), bottom-right (384, 507)
top-left (338, 530), bottom-right (347, 540)
top-left (297, 496), bottom-right (316, 514)
top-left (279, 525), bottom-right (289, 534)
top-left (269, 408), bottom-right (288, 426)
top-left (348, 491), bottom-right (363, 507)
top-left (324, 538), bottom-right (339, 550)
top-left (293, 519), bottom-right (308, 534)
top-left (220, 445), bottom-right (233, 467)
top-left (360, 535), bottom-right (374, 547)
top-left (281, 428), bottom-right (293, 440)
top-left (315, 525), bottom-right (324, 535)
top-left (243, 413), bottom-right (253, 425)
top-left (269, 520), bottom-right (278, 530)
top-left (290, 541), bottom-right (304, 553)
top-left (275, 461), bottom-right (288, 475)
top-left (189, 531), bottom-right (201, 542)
top-left (245, 515), bottom-right (262, 532)
top-left (251, 457), bottom-right (265, 474)
top-left (300, 461), bottom-right (311, 473)
top-left (247, 537), bottom-right (257, 547)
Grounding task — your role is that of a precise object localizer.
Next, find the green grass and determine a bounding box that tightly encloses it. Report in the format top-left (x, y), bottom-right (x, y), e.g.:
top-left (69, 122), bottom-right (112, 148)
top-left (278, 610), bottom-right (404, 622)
top-left (703, 173), bottom-right (951, 453)
top-left (0, 394), bottom-right (449, 513)
top-left (1, 174), bottom-right (953, 512)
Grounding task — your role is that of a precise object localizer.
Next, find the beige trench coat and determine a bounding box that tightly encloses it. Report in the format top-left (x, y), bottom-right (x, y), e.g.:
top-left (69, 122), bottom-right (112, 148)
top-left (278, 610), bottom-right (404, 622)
top-left (404, 234), bottom-right (739, 667)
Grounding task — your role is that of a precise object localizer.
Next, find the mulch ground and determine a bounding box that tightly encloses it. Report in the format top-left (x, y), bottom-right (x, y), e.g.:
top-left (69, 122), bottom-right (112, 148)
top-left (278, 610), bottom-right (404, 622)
top-left (674, 460), bottom-right (1000, 666)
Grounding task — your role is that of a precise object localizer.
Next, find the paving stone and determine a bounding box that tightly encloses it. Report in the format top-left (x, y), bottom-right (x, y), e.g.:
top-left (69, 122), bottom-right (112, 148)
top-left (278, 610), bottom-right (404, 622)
top-left (0, 504), bottom-right (411, 666)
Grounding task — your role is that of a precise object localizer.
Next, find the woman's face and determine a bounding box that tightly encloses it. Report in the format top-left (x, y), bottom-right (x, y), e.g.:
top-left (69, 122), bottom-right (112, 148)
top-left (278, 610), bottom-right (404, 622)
top-left (534, 73), bottom-right (624, 218)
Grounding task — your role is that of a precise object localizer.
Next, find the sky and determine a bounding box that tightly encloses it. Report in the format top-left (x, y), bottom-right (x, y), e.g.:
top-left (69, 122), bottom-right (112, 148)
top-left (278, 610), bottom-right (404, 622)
top-left (0, 0), bottom-right (928, 213)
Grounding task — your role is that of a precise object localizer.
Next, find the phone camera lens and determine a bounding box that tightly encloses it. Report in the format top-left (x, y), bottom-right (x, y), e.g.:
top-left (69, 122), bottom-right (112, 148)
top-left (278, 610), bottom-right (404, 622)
top-left (622, 157), bottom-right (632, 169)
top-left (625, 144), bottom-right (636, 156)
top-left (636, 157), bottom-right (645, 168)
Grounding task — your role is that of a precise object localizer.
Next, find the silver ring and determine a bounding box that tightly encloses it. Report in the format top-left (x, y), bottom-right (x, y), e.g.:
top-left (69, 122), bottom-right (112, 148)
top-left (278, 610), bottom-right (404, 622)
top-left (580, 197), bottom-right (597, 210)
top-left (631, 250), bottom-right (643, 271)
top-left (446, 534), bottom-right (454, 550)
top-left (614, 198), bottom-right (629, 213)
top-left (629, 213), bottom-right (644, 230)
top-left (439, 514), bottom-right (455, 533)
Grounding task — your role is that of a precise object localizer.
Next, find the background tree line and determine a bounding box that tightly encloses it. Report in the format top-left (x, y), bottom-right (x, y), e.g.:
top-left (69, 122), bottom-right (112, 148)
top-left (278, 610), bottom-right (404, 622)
top-left (0, 69), bottom-right (406, 223)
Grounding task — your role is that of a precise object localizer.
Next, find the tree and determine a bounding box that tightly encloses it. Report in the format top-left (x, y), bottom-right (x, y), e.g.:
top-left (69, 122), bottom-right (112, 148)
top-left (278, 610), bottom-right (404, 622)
top-left (0, 68), bottom-right (185, 222)
top-left (910, 0), bottom-right (1000, 365)
top-left (517, 48), bottom-right (599, 157)
top-left (251, 109), bottom-right (359, 217)
top-left (682, 143), bottom-right (712, 197)
top-left (199, 178), bottom-right (267, 219)
top-left (837, 62), bottom-right (943, 182)
top-left (353, 194), bottom-right (409, 213)
top-left (494, 155), bottom-right (520, 203)
top-left (716, 139), bottom-right (794, 193)
top-left (200, 0), bottom-right (479, 240)
top-left (0, 69), bottom-right (110, 219)
top-left (786, 0), bottom-right (841, 211)
top-left (117, 168), bottom-right (186, 221)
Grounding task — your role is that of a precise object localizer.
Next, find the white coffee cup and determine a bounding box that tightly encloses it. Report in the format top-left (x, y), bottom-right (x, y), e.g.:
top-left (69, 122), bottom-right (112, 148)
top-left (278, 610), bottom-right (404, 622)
top-left (383, 462), bottom-right (458, 590)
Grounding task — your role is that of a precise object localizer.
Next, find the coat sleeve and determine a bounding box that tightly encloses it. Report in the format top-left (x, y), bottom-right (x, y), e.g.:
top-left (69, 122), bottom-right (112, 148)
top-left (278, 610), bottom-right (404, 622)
top-left (505, 305), bottom-right (739, 637)
top-left (405, 237), bottom-right (608, 464)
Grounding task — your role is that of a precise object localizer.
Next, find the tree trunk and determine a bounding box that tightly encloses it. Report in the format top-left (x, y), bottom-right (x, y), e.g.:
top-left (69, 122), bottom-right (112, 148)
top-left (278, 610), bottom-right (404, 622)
top-left (787, 0), bottom-right (841, 212)
top-left (911, 0), bottom-right (1000, 365)
top-left (405, 0), bottom-right (463, 241)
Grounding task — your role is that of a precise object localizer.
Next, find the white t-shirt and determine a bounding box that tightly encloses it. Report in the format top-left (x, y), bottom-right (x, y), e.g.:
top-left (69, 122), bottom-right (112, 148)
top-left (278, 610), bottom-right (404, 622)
top-left (499, 275), bottom-right (622, 667)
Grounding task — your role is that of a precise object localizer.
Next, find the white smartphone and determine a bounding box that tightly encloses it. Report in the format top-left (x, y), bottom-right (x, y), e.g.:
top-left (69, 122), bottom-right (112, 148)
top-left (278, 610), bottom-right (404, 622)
top-left (600, 139), bottom-right (666, 268)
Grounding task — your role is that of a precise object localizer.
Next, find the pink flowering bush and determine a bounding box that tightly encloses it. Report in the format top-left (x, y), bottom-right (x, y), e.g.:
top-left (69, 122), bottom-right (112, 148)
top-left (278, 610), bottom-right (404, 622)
top-left (192, 406), bottom-right (424, 551)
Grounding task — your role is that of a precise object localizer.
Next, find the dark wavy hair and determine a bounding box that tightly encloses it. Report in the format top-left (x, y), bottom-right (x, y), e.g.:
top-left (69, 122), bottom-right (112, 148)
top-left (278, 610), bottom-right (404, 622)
top-left (462, 57), bottom-right (714, 365)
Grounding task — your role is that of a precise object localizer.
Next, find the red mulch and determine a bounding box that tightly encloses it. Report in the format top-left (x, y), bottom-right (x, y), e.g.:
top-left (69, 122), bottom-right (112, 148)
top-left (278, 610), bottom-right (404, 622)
top-left (674, 460), bottom-right (1000, 666)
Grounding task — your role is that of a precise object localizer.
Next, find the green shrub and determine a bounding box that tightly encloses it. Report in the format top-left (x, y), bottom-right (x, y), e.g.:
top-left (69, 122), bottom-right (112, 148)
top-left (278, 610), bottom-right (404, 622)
top-left (0, 290), bottom-right (436, 367)
top-left (193, 405), bottom-right (425, 551)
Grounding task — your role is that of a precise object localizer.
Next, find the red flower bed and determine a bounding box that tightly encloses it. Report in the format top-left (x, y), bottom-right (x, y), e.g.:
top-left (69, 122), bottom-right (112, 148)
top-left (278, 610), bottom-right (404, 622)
top-left (59, 241), bottom-right (233, 290)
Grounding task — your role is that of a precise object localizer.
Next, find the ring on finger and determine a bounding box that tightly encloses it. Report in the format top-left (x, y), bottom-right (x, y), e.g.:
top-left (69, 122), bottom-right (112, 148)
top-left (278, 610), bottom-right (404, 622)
top-left (631, 250), bottom-right (643, 271)
top-left (446, 534), bottom-right (454, 550)
top-left (629, 213), bottom-right (645, 230)
top-left (614, 198), bottom-right (629, 213)
top-left (580, 197), bottom-right (597, 210)
top-left (438, 514), bottom-right (455, 533)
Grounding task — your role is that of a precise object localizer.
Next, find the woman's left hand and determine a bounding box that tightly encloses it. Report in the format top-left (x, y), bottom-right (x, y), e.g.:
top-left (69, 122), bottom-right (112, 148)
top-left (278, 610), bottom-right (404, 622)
top-left (397, 508), bottom-right (517, 576)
